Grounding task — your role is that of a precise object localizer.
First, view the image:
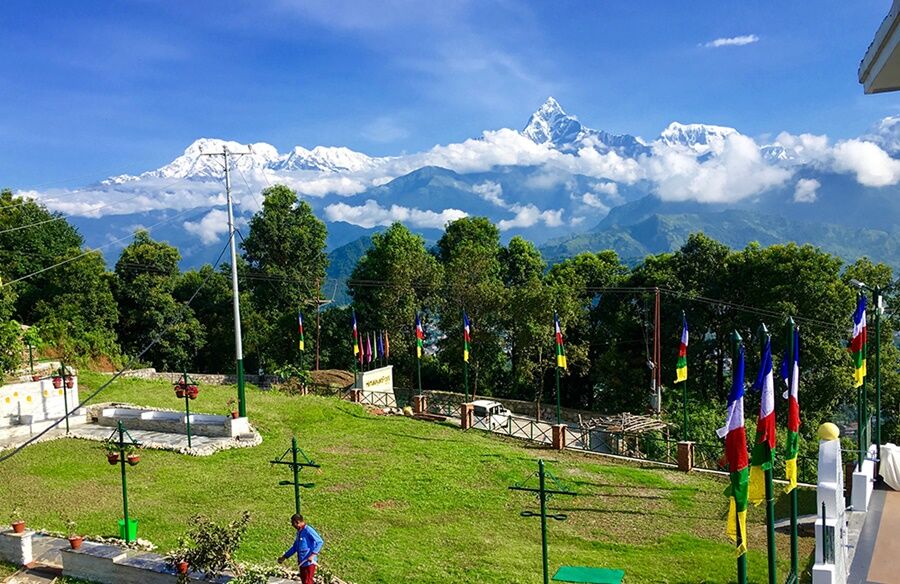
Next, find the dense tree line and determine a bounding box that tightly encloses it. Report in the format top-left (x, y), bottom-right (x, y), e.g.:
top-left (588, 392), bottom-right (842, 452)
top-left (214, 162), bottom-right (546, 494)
top-left (1, 185), bottom-right (897, 453)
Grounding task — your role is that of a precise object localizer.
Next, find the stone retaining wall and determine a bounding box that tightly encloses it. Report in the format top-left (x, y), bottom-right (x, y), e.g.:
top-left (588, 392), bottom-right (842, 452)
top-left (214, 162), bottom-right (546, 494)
top-left (116, 369), bottom-right (280, 388)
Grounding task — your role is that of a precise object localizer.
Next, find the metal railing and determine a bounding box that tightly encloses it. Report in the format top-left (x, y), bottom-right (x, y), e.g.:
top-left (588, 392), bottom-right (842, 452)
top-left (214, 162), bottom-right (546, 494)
top-left (427, 393), bottom-right (463, 417)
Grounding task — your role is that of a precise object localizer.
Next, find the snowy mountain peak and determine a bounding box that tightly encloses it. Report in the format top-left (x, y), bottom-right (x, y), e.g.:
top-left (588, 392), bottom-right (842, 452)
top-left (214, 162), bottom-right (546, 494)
top-left (523, 97), bottom-right (582, 146)
top-left (658, 122), bottom-right (740, 155)
top-left (273, 145), bottom-right (376, 173)
top-left (864, 115), bottom-right (900, 155)
top-left (522, 97), bottom-right (649, 158)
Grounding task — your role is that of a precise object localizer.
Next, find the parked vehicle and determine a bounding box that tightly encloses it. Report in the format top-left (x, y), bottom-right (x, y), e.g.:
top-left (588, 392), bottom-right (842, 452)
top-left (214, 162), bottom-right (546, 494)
top-left (471, 400), bottom-right (510, 430)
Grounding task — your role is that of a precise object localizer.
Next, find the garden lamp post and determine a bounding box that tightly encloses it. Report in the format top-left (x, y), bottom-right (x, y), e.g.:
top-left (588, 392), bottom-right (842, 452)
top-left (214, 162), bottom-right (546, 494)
top-left (509, 459), bottom-right (577, 584)
top-left (271, 436), bottom-right (320, 515)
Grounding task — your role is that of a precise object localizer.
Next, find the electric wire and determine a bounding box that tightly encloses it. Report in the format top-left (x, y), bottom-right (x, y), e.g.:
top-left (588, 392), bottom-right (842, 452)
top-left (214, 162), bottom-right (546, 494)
top-left (1, 205), bottom-right (211, 287)
top-left (0, 233), bottom-right (235, 464)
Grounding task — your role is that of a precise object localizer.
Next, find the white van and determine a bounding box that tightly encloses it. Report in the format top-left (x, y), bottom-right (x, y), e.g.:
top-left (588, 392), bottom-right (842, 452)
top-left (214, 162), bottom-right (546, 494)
top-left (471, 399), bottom-right (511, 430)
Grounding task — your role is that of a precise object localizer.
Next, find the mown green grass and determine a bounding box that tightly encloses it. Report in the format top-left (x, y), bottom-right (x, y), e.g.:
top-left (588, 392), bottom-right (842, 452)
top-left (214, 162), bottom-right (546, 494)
top-left (0, 372), bottom-right (816, 583)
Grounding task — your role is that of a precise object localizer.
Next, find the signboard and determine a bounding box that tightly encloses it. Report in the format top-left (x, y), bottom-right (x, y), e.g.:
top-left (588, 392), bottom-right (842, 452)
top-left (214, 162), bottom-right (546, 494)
top-left (355, 365), bottom-right (393, 393)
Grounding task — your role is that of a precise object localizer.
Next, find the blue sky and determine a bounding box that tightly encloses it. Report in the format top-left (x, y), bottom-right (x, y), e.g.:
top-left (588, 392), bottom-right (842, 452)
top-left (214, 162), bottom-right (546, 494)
top-left (2, 0), bottom-right (897, 188)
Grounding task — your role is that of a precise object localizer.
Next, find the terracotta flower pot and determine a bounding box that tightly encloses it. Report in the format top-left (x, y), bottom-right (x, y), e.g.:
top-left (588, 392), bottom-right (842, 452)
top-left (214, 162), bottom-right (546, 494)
top-left (107, 452), bottom-right (120, 465)
top-left (11, 521), bottom-right (25, 534)
top-left (231, 411), bottom-right (239, 419)
top-left (177, 561), bottom-right (189, 575)
top-left (31, 375), bottom-right (41, 382)
top-left (126, 454), bottom-right (140, 466)
top-left (175, 388), bottom-right (186, 399)
top-left (187, 386), bottom-right (199, 400)
top-left (68, 536), bottom-right (83, 550)
top-left (65, 377), bottom-right (74, 389)
top-left (52, 377), bottom-right (62, 389)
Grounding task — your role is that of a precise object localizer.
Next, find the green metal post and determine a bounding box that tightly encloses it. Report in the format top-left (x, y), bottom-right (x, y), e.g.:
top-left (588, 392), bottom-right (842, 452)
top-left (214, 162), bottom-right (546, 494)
top-left (875, 288), bottom-right (882, 462)
top-left (787, 317), bottom-right (799, 582)
top-left (417, 357), bottom-right (422, 397)
top-left (60, 363), bottom-right (69, 434)
top-left (118, 421), bottom-right (131, 543)
top-left (237, 359), bottom-right (246, 418)
top-left (731, 331), bottom-right (747, 584)
top-left (183, 368), bottom-right (192, 450)
top-left (292, 436), bottom-right (301, 515)
top-left (28, 344), bottom-right (33, 376)
top-left (539, 459), bottom-right (549, 584)
top-left (555, 366), bottom-right (562, 426)
top-left (464, 361), bottom-right (469, 403)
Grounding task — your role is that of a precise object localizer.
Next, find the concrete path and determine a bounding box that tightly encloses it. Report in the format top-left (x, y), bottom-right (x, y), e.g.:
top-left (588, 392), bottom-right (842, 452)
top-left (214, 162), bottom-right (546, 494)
top-left (849, 487), bottom-right (900, 583)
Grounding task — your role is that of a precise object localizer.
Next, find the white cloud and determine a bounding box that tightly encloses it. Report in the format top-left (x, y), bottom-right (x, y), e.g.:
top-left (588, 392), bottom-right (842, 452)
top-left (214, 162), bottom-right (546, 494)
top-left (183, 209), bottom-right (230, 244)
top-left (323, 199), bottom-right (467, 229)
top-left (772, 132), bottom-right (831, 164)
top-left (286, 175), bottom-right (368, 197)
top-left (831, 139), bottom-right (900, 187)
top-left (579, 193), bottom-right (611, 214)
top-left (793, 178), bottom-right (820, 203)
top-left (472, 181), bottom-right (507, 207)
top-left (645, 134), bottom-right (791, 203)
top-left (592, 182), bottom-right (618, 196)
top-left (704, 35), bottom-right (759, 48)
top-left (498, 204), bottom-right (564, 230)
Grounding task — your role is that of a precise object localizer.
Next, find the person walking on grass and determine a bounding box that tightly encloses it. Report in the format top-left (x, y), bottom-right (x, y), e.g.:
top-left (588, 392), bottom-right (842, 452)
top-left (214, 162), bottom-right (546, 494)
top-left (278, 513), bottom-right (324, 584)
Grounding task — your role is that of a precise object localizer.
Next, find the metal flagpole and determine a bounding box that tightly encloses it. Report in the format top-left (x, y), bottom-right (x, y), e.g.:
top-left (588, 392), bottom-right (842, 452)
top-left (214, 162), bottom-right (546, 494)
top-left (758, 324), bottom-right (776, 584)
top-left (786, 317), bottom-right (799, 584)
top-left (202, 147), bottom-right (248, 418)
top-left (732, 331), bottom-right (747, 584)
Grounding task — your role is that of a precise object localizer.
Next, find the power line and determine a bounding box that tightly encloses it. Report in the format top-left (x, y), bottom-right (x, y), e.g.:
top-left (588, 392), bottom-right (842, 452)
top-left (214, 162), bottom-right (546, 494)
top-left (1, 206), bottom-right (210, 287)
top-left (0, 233), bottom-right (235, 464)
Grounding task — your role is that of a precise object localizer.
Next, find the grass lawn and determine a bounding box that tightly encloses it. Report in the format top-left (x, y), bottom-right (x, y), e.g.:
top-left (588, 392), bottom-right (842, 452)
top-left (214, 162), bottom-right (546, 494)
top-left (0, 372), bottom-right (816, 583)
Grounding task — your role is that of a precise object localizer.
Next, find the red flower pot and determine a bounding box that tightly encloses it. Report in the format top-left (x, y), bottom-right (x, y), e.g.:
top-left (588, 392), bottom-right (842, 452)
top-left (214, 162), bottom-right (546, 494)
top-left (52, 377), bottom-right (62, 389)
top-left (11, 521), bottom-right (25, 534)
top-left (126, 454), bottom-right (140, 466)
top-left (31, 375), bottom-right (41, 382)
top-left (175, 388), bottom-right (186, 399)
top-left (231, 411), bottom-right (239, 419)
top-left (177, 561), bottom-right (189, 575)
top-left (65, 377), bottom-right (74, 389)
top-left (187, 386), bottom-right (199, 400)
top-left (107, 452), bottom-right (120, 465)
top-left (68, 536), bottom-right (84, 550)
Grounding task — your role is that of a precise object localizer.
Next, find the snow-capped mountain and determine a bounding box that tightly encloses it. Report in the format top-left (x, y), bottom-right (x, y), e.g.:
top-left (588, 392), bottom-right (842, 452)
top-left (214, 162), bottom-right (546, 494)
top-left (271, 146), bottom-right (380, 173)
top-left (522, 97), bottom-right (650, 158)
top-left (33, 97), bottom-right (900, 276)
top-left (103, 139), bottom-right (379, 185)
top-left (657, 122), bottom-right (739, 155)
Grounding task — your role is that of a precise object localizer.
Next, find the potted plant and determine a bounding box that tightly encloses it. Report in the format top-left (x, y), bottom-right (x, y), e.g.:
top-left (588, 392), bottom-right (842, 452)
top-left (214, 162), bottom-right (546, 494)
top-left (65, 376), bottom-right (74, 389)
top-left (125, 445), bottom-right (140, 466)
top-left (10, 507), bottom-right (25, 533)
top-left (165, 537), bottom-right (192, 578)
top-left (65, 518), bottom-right (84, 550)
top-left (227, 398), bottom-right (238, 419)
top-left (104, 442), bottom-right (120, 465)
top-left (175, 383), bottom-right (186, 399)
top-left (52, 376), bottom-right (62, 389)
top-left (187, 385), bottom-right (199, 400)
top-left (31, 374), bottom-right (41, 382)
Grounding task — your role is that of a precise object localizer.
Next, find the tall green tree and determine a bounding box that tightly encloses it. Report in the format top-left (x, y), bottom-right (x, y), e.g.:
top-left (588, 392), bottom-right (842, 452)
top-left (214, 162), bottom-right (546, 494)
top-left (349, 223), bottom-right (442, 387)
top-left (436, 217), bottom-right (506, 396)
top-left (241, 184), bottom-right (328, 369)
top-left (114, 231), bottom-right (203, 370)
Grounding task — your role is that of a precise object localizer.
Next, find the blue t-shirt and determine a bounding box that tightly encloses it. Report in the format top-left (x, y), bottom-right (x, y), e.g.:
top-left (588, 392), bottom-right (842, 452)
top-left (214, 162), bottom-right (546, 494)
top-left (284, 525), bottom-right (324, 566)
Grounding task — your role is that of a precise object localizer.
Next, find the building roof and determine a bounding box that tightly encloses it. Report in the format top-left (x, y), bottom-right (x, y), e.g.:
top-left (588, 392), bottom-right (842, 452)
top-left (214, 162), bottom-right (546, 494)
top-left (860, 0), bottom-right (900, 93)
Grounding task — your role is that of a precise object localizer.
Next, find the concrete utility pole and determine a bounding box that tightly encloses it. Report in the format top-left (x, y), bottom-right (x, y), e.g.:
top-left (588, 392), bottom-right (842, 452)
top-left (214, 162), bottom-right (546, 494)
top-left (203, 147), bottom-right (249, 417)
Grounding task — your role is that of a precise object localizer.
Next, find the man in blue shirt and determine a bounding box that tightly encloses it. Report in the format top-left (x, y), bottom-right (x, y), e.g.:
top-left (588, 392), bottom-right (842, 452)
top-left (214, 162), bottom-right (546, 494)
top-left (278, 514), bottom-right (324, 584)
